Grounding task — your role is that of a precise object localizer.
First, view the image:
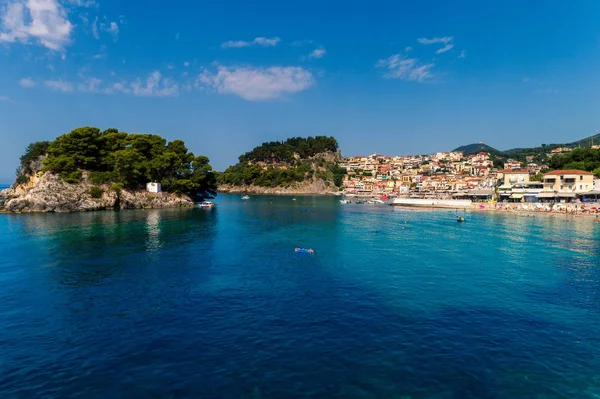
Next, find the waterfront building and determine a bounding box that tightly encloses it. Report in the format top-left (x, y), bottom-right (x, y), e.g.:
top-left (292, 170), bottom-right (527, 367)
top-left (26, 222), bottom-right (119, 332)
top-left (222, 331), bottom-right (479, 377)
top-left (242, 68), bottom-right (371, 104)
top-left (538, 169), bottom-right (594, 202)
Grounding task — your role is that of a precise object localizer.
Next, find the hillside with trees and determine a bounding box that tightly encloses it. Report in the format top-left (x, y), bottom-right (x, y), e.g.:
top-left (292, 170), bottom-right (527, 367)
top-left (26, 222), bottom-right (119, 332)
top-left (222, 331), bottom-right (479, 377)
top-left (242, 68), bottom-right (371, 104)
top-left (219, 136), bottom-right (346, 191)
top-left (454, 132), bottom-right (600, 168)
top-left (452, 143), bottom-right (501, 156)
top-left (15, 127), bottom-right (217, 200)
top-left (547, 147), bottom-right (600, 176)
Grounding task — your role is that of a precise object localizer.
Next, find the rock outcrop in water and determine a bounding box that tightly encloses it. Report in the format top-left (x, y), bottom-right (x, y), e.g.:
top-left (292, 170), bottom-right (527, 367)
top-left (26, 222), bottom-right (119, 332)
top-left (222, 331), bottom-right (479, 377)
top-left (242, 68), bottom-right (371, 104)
top-left (2, 126), bottom-right (217, 213)
top-left (0, 171), bottom-right (194, 213)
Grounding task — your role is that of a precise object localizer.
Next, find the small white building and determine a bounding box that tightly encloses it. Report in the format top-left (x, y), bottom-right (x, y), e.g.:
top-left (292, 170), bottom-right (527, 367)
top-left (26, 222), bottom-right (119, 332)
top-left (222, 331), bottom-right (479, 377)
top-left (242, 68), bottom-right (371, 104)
top-left (146, 182), bottom-right (161, 193)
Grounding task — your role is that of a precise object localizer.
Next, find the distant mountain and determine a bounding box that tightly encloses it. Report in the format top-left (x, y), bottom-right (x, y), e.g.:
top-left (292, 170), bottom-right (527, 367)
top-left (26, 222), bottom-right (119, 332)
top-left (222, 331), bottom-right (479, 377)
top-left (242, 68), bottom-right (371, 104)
top-left (452, 142), bottom-right (501, 155)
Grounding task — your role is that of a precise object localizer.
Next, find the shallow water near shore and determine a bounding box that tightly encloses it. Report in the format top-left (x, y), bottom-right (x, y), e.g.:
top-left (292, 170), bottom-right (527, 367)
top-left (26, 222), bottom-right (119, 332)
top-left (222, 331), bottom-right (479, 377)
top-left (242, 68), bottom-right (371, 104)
top-left (2, 194), bottom-right (600, 398)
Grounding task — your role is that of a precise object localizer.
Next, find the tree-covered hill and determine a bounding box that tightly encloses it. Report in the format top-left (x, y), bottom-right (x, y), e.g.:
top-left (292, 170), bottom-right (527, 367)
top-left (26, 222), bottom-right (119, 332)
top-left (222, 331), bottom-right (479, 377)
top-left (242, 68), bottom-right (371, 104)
top-left (219, 136), bottom-right (346, 189)
top-left (16, 127), bottom-right (217, 200)
top-left (452, 142), bottom-right (501, 155)
top-left (546, 147), bottom-right (600, 176)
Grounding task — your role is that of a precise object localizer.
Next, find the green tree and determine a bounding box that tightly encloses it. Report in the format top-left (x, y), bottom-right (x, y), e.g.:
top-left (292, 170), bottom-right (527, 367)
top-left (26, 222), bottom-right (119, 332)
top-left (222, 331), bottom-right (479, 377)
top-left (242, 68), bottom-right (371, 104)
top-left (531, 173), bottom-right (543, 181)
top-left (44, 127), bottom-right (102, 176)
top-left (19, 126), bottom-right (217, 197)
top-left (18, 141), bottom-right (51, 174)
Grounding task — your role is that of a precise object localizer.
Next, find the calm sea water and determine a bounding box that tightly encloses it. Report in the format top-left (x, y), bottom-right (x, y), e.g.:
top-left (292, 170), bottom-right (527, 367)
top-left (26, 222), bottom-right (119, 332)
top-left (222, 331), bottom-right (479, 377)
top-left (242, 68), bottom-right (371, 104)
top-left (2, 195), bottom-right (600, 398)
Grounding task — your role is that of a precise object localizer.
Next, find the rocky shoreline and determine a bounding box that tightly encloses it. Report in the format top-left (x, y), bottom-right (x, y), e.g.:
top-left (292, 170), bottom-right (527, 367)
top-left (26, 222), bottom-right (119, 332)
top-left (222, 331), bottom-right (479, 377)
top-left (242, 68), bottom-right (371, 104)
top-left (0, 172), bottom-right (194, 213)
top-left (218, 181), bottom-right (341, 195)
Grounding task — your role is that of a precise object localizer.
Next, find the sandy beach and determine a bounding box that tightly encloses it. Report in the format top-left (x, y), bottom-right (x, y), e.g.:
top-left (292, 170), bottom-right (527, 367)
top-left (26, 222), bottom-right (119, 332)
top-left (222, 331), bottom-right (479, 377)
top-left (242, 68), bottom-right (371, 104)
top-left (469, 202), bottom-right (600, 220)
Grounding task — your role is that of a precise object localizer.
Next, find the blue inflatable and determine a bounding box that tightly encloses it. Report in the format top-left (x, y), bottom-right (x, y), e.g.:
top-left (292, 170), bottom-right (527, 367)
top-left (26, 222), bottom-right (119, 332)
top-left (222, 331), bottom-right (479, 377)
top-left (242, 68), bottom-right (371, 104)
top-left (295, 248), bottom-right (314, 254)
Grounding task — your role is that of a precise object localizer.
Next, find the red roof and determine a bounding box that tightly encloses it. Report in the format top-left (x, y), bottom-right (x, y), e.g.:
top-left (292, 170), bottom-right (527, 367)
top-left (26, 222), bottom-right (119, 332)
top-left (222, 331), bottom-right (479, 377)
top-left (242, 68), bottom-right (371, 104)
top-left (544, 169), bottom-right (593, 176)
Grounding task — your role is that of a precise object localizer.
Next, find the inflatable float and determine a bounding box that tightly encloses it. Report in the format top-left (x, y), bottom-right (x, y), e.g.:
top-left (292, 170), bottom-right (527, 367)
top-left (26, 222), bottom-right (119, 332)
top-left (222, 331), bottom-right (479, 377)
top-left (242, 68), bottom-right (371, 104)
top-left (295, 248), bottom-right (314, 254)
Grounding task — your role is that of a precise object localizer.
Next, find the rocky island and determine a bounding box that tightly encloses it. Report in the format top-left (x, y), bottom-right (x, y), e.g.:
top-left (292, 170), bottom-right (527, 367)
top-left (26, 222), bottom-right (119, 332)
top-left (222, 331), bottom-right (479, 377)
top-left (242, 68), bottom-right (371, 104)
top-left (0, 127), bottom-right (217, 213)
top-left (218, 136), bottom-right (346, 195)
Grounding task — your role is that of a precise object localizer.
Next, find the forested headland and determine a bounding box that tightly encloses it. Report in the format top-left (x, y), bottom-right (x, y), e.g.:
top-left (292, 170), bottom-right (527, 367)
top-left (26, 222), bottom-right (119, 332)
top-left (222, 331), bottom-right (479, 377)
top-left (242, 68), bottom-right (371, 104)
top-left (219, 136), bottom-right (346, 190)
top-left (15, 127), bottom-right (217, 200)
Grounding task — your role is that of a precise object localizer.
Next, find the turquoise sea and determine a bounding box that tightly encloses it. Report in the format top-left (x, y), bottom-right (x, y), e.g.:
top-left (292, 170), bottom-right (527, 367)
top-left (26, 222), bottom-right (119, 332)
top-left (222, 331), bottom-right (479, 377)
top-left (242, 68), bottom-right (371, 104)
top-left (1, 194), bottom-right (600, 398)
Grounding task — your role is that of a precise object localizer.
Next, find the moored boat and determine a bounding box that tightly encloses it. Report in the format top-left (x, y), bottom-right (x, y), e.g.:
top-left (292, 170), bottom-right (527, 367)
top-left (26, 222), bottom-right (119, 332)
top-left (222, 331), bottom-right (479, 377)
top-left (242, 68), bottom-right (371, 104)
top-left (241, 195), bottom-right (250, 200)
top-left (198, 201), bottom-right (215, 209)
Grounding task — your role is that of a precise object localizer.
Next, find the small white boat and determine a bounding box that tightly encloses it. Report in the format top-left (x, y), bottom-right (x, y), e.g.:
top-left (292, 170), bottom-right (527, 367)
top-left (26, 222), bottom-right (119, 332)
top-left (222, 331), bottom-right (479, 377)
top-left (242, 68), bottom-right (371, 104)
top-left (241, 195), bottom-right (250, 200)
top-left (371, 199), bottom-right (386, 204)
top-left (198, 201), bottom-right (215, 209)
top-left (339, 199), bottom-right (351, 204)
top-left (292, 198), bottom-right (297, 201)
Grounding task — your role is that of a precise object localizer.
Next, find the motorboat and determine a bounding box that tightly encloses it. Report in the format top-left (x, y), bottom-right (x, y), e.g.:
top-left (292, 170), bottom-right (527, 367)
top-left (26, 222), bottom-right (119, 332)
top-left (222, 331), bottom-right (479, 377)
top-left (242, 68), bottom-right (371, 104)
top-left (241, 195), bottom-right (250, 200)
top-left (198, 201), bottom-right (215, 209)
top-left (339, 199), bottom-right (351, 204)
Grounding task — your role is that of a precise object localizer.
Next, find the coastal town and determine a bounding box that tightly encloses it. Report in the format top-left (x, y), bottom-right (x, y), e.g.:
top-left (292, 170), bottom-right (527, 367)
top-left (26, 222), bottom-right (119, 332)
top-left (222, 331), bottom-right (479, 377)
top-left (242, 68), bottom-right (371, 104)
top-left (339, 147), bottom-right (600, 205)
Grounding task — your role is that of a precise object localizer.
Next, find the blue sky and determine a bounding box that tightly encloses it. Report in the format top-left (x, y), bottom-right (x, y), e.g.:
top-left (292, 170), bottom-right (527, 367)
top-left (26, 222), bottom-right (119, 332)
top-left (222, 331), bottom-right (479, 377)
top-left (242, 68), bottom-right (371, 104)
top-left (1, 0), bottom-right (600, 182)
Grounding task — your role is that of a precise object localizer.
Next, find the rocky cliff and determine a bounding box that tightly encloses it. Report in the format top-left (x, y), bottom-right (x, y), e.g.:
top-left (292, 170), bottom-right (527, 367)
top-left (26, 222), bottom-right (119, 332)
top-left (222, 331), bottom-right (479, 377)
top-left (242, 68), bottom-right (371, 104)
top-left (0, 171), bottom-right (194, 213)
top-left (218, 179), bottom-right (338, 195)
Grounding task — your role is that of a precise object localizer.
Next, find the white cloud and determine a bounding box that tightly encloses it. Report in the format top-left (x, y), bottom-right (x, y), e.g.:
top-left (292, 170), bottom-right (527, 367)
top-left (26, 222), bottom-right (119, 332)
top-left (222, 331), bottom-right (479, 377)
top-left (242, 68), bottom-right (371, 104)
top-left (45, 79), bottom-right (74, 92)
top-left (77, 77), bottom-right (101, 92)
top-left (0, 95), bottom-right (13, 102)
top-left (103, 81), bottom-right (130, 94)
top-left (66, 0), bottom-right (96, 7)
top-left (405, 46), bottom-right (412, 52)
top-left (418, 36), bottom-right (453, 45)
top-left (91, 15), bottom-right (99, 38)
top-left (418, 36), bottom-right (455, 54)
top-left (376, 54), bottom-right (435, 82)
top-left (19, 77), bottom-right (36, 87)
top-left (0, 0), bottom-right (73, 50)
top-left (106, 21), bottom-right (118, 40)
top-left (92, 16), bottom-right (119, 41)
top-left (459, 50), bottom-right (466, 59)
top-left (183, 61), bottom-right (190, 67)
top-left (197, 65), bottom-right (314, 101)
top-left (221, 36), bottom-right (281, 48)
top-left (436, 43), bottom-right (454, 54)
top-left (131, 71), bottom-right (179, 97)
top-left (308, 47), bottom-right (326, 59)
